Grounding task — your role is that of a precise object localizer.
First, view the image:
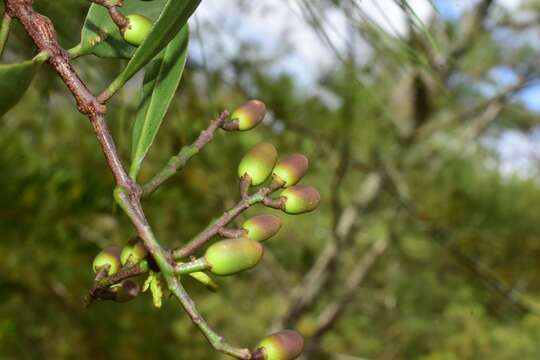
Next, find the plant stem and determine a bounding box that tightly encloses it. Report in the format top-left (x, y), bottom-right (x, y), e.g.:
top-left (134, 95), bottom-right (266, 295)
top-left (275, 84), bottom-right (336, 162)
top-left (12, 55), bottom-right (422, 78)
top-left (167, 278), bottom-right (252, 359)
top-left (142, 111), bottom-right (230, 196)
top-left (0, 12), bottom-right (11, 58)
top-left (7, 1), bottom-right (259, 357)
top-left (174, 179), bottom-right (284, 259)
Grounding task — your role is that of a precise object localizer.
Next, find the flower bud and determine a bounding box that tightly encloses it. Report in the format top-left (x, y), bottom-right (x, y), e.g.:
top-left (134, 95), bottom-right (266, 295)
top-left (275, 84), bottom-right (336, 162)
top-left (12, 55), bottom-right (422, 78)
top-left (280, 186), bottom-right (320, 214)
top-left (112, 279), bottom-right (140, 303)
top-left (243, 214), bottom-right (282, 242)
top-left (92, 246), bottom-right (121, 276)
top-left (205, 238), bottom-right (264, 276)
top-left (238, 143), bottom-right (278, 186)
top-left (123, 14), bottom-right (153, 46)
top-left (273, 154), bottom-right (309, 187)
top-left (120, 237), bottom-right (148, 266)
top-left (256, 330), bottom-right (304, 360)
top-left (231, 100), bottom-right (267, 131)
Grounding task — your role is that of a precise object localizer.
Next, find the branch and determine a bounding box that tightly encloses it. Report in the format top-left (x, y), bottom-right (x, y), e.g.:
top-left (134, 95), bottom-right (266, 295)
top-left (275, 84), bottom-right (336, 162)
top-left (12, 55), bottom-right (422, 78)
top-left (277, 172), bottom-right (382, 328)
top-left (448, 0), bottom-right (494, 64)
top-left (311, 238), bottom-right (388, 339)
top-left (90, 0), bottom-right (129, 32)
top-left (173, 179), bottom-right (284, 259)
top-left (6, 1), bottom-right (259, 357)
top-left (86, 263), bottom-right (147, 306)
top-left (447, 242), bottom-right (537, 315)
top-left (462, 77), bottom-right (532, 141)
top-left (142, 111), bottom-right (230, 196)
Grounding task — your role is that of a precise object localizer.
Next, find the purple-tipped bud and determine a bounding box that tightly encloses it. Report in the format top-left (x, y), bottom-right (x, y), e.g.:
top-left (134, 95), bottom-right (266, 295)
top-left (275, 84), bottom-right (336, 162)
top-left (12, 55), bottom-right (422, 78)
top-left (112, 279), bottom-right (140, 303)
top-left (273, 154), bottom-right (309, 187)
top-left (255, 330), bottom-right (304, 360)
top-left (238, 143), bottom-right (278, 186)
top-left (92, 246), bottom-right (121, 276)
top-left (120, 237), bottom-right (148, 266)
top-left (231, 100), bottom-right (267, 131)
top-left (243, 214), bottom-right (282, 242)
top-left (280, 186), bottom-right (320, 215)
top-left (205, 238), bottom-right (264, 276)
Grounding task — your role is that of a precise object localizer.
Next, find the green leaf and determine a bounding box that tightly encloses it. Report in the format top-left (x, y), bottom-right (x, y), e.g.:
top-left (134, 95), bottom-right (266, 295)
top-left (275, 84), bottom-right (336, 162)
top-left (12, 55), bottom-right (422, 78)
top-left (102, 0), bottom-right (200, 100)
top-left (129, 25), bottom-right (190, 178)
top-left (0, 59), bottom-right (42, 117)
top-left (142, 271), bottom-right (163, 308)
top-left (77, 0), bottom-right (166, 59)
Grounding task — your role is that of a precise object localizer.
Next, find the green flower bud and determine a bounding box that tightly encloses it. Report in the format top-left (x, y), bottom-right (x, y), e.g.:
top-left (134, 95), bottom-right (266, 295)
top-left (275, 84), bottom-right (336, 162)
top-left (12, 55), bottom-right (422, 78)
top-left (273, 154), bottom-right (309, 187)
top-left (123, 14), bottom-right (153, 46)
top-left (280, 186), bottom-right (320, 214)
top-left (256, 330), bottom-right (304, 360)
top-left (243, 214), bottom-right (282, 242)
top-left (92, 246), bottom-right (121, 276)
top-left (112, 279), bottom-right (140, 303)
top-left (120, 237), bottom-right (148, 266)
top-left (238, 143), bottom-right (278, 186)
top-left (205, 238), bottom-right (264, 276)
top-left (231, 100), bottom-right (267, 131)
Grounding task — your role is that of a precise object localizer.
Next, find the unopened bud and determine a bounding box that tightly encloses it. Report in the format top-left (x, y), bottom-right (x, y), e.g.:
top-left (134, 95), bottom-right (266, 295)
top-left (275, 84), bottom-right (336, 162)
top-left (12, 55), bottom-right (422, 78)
top-left (231, 100), bottom-right (266, 131)
top-left (243, 214), bottom-right (282, 242)
top-left (92, 246), bottom-right (121, 276)
top-left (238, 143), bottom-right (278, 186)
top-left (273, 154), bottom-right (309, 187)
top-left (255, 330), bottom-right (304, 360)
top-left (205, 238), bottom-right (264, 276)
top-left (280, 186), bottom-right (320, 214)
top-left (120, 237), bottom-right (148, 266)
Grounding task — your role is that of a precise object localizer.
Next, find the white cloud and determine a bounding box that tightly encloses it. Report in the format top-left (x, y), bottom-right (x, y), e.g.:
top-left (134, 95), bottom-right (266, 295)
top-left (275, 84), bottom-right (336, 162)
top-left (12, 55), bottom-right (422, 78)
top-left (192, 0), bottom-right (434, 85)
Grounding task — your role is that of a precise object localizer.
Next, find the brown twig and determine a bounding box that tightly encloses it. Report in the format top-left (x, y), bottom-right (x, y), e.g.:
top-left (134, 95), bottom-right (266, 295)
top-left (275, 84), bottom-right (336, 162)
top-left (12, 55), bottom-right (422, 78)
top-left (173, 179), bottom-right (284, 259)
top-left (90, 0), bottom-right (129, 32)
top-left (6, 1), bottom-right (257, 357)
top-left (142, 111), bottom-right (230, 196)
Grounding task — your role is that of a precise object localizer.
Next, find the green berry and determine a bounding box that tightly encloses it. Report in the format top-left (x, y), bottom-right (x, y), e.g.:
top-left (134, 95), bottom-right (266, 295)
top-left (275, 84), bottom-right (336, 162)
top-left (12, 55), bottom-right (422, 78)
top-left (256, 330), bottom-right (304, 360)
top-left (238, 143), bottom-right (278, 186)
top-left (112, 279), bottom-right (140, 303)
top-left (280, 186), bottom-right (320, 214)
top-left (123, 14), bottom-right (153, 46)
top-left (231, 100), bottom-right (266, 131)
top-left (120, 237), bottom-right (148, 266)
top-left (205, 238), bottom-right (264, 276)
top-left (243, 214), bottom-right (282, 242)
top-left (273, 154), bottom-right (309, 187)
top-left (92, 246), bottom-right (121, 276)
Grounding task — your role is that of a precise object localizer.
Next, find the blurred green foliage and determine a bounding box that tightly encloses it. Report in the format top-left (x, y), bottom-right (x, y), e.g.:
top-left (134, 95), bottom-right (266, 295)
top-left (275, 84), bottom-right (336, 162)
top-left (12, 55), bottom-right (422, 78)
top-left (1, 0), bottom-right (540, 359)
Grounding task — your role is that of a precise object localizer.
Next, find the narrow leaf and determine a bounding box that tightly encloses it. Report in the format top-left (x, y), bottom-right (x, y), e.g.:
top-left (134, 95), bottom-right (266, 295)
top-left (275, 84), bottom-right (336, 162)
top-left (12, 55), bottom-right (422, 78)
top-left (0, 59), bottom-right (41, 117)
top-left (103, 0), bottom-right (200, 99)
top-left (129, 25), bottom-right (190, 178)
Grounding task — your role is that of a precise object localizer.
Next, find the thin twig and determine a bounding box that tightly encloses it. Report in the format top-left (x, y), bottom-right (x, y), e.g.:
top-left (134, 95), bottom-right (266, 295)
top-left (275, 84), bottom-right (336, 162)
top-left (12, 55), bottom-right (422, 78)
top-left (173, 179), bottom-right (284, 259)
top-left (6, 1), bottom-right (258, 357)
top-left (90, 0), bottom-right (129, 32)
top-left (142, 111), bottom-right (230, 196)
